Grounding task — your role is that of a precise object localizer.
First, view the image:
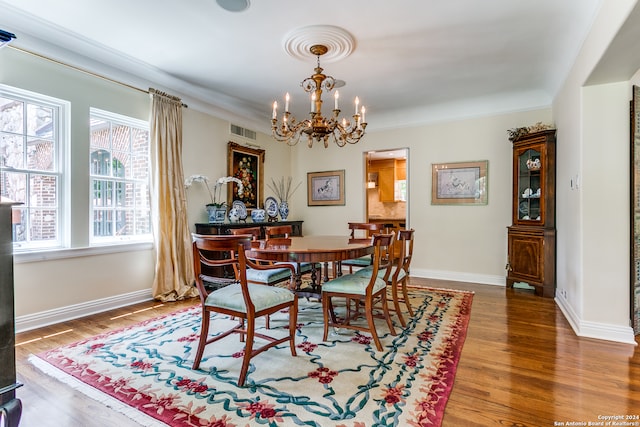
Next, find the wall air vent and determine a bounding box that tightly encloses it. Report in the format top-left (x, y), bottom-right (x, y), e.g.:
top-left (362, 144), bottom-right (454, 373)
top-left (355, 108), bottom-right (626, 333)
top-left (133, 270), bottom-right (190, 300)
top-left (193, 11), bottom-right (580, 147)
top-left (230, 124), bottom-right (257, 141)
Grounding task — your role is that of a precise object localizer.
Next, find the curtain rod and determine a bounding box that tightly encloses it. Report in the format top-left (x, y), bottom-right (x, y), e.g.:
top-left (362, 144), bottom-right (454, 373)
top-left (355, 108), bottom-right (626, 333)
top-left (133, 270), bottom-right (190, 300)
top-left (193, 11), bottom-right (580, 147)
top-left (8, 45), bottom-right (188, 108)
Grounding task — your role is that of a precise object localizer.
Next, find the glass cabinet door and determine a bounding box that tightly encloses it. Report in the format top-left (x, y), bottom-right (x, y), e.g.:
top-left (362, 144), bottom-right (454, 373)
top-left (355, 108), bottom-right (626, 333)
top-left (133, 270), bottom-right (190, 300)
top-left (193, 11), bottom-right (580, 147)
top-left (517, 147), bottom-right (542, 223)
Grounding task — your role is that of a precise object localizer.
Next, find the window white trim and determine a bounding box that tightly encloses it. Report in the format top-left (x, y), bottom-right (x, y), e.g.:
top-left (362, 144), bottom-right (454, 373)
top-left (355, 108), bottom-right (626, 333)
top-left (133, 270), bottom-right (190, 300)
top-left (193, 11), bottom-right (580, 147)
top-left (13, 241), bottom-right (154, 264)
top-left (0, 84), bottom-right (70, 251)
top-left (88, 107), bottom-right (151, 246)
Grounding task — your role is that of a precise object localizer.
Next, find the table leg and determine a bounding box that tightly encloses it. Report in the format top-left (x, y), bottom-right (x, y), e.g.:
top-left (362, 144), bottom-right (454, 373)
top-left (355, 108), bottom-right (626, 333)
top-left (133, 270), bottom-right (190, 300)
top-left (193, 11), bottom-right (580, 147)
top-left (295, 262), bottom-right (303, 290)
top-left (310, 264), bottom-right (318, 286)
top-left (323, 262), bottom-right (330, 282)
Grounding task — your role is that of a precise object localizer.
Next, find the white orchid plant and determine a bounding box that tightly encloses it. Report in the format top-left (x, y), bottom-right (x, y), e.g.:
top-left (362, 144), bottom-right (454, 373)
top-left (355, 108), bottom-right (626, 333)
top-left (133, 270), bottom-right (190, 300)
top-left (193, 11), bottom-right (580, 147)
top-left (185, 175), bottom-right (244, 207)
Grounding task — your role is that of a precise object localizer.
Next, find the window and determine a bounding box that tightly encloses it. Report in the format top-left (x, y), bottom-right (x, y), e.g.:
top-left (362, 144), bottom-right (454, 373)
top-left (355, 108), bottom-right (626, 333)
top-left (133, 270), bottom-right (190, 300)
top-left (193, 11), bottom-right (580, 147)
top-left (395, 180), bottom-right (407, 202)
top-left (90, 109), bottom-right (151, 244)
top-left (0, 86), bottom-right (67, 250)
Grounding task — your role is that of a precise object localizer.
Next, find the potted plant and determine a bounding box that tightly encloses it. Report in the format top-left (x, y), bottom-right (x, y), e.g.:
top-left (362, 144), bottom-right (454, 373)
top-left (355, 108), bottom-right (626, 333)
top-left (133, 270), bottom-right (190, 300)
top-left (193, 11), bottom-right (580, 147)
top-left (185, 175), bottom-right (244, 223)
top-left (267, 176), bottom-right (301, 220)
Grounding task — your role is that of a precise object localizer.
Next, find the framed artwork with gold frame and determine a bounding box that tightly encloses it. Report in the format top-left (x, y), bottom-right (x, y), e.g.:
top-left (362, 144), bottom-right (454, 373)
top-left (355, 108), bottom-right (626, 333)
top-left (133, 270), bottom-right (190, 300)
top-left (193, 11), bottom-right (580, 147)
top-left (307, 169), bottom-right (345, 206)
top-left (431, 160), bottom-right (488, 205)
top-left (227, 142), bottom-right (265, 209)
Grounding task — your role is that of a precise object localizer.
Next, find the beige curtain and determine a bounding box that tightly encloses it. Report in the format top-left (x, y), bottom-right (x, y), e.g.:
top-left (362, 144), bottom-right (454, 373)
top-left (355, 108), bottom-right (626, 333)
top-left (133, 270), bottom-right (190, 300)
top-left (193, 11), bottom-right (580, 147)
top-left (149, 88), bottom-right (197, 301)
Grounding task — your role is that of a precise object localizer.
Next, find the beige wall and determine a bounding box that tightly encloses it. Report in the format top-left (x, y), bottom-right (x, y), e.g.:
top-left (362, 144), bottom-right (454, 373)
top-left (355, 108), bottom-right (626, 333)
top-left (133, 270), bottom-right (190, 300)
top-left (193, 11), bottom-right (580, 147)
top-left (291, 109), bottom-right (552, 283)
top-left (182, 109), bottom-right (294, 228)
top-left (553, 0), bottom-right (638, 343)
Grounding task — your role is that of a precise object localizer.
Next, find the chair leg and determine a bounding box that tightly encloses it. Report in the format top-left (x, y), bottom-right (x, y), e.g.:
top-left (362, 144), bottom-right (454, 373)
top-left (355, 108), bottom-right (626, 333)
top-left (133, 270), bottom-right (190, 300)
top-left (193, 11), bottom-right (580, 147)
top-left (288, 299), bottom-right (298, 356)
top-left (402, 277), bottom-right (414, 316)
top-left (364, 298), bottom-right (383, 351)
top-left (391, 280), bottom-right (407, 327)
top-left (381, 293), bottom-right (397, 337)
top-left (322, 293), bottom-right (331, 342)
top-left (238, 319), bottom-right (255, 387)
top-left (327, 295), bottom-right (338, 324)
top-left (192, 309), bottom-right (210, 370)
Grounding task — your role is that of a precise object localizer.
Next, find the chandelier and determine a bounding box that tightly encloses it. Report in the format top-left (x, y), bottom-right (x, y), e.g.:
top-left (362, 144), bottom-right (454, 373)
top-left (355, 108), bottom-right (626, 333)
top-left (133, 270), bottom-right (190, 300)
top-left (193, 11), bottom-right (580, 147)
top-left (271, 44), bottom-right (367, 148)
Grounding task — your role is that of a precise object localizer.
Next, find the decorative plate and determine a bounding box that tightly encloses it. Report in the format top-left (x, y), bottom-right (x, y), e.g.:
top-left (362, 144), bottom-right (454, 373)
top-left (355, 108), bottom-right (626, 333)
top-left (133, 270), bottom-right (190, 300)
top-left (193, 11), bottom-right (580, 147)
top-left (232, 200), bottom-right (247, 220)
top-left (519, 201), bottom-right (529, 215)
top-left (265, 196), bottom-right (279, 219)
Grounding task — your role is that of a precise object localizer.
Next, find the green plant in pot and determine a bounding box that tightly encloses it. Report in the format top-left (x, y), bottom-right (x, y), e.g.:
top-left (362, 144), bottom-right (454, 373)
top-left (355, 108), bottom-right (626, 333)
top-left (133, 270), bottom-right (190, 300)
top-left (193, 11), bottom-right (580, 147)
top-left (185, 175), bottom-right (244, 223)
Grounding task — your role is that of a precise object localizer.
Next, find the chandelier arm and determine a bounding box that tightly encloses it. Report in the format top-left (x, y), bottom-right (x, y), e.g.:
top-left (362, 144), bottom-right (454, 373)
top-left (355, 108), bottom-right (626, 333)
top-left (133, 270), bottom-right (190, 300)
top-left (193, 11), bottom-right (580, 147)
top-left (272, 119), bottom-right (312, 146)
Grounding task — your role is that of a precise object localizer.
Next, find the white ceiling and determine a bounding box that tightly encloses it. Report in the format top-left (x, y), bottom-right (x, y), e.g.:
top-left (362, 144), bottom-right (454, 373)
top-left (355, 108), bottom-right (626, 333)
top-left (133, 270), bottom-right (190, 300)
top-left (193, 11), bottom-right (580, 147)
top-left (0, 0), bottom-right (608, 134)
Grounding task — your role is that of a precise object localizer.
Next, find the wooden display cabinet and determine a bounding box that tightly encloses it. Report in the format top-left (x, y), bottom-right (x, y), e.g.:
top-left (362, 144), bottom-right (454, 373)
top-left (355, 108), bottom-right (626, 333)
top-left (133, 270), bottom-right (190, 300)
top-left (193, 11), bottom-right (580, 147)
top-left (506, 129), bottom-right (556, 297)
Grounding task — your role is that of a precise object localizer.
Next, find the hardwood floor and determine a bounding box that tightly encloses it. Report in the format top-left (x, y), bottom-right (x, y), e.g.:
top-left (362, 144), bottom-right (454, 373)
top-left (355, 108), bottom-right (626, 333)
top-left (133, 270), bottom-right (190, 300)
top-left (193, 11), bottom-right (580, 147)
top-left (13, 278), bottom-right (640, 426)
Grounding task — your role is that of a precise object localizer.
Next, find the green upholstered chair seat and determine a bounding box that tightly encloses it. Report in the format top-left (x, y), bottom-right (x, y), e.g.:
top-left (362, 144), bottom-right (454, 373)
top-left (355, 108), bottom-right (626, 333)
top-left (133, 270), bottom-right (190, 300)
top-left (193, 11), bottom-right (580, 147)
top-left (205, 283), bottom-right (295, 312)
top-left (275, 261), bottom-right (316, 273)
top-left (341, 255), bottom-right (372, 267)
top-left (354, 265), bottom-right (404, 280)
top-left (321, 273), bottom-right (387, 295)
top-left (245, 267), bottom-right (292, 284)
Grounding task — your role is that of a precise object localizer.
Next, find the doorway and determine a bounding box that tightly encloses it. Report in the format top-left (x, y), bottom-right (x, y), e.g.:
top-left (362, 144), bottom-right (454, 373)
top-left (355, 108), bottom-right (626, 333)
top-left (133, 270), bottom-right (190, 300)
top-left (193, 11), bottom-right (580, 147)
top-left (364, 148), bottom-right (409, 232)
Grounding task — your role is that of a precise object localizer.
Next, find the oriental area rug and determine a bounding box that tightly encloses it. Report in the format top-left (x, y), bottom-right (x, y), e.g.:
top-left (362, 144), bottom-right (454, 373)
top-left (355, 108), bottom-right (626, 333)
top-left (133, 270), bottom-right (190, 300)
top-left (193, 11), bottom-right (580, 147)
top-left (30, 286), bottom-right (473, 427)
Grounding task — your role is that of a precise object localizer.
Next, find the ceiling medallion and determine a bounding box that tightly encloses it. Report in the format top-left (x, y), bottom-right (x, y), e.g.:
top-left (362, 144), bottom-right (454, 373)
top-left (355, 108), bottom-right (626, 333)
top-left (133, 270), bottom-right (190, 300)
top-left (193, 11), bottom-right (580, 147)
top-left (272, 29), bottom-right (366, 148)
top-left (282, 25), bottom-right (355, 63)
top-left (215, 0), bottom-right (250, 13)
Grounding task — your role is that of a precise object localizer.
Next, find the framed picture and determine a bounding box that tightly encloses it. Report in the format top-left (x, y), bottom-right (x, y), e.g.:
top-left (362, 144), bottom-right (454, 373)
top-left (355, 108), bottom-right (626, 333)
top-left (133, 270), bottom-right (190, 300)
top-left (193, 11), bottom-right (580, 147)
top-left (227, 142), bottom-right (265, 209)
top-left (431, 160), bottom-right (488, 205)
top-left (307, 170), bottom-right (345, 206)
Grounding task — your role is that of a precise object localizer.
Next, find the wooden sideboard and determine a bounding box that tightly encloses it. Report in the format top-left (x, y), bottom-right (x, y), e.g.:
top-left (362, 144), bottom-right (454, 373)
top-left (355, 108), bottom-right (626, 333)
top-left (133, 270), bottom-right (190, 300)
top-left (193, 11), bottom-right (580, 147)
top-left (195, 220), bottom-right (303, 238)
top-left (0, 203), bottom-right (23, 426)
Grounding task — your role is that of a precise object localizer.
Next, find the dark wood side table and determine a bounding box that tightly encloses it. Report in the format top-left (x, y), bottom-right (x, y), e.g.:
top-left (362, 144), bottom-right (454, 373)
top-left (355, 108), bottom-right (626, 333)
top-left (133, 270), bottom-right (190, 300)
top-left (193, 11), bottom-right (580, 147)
top-left (195, 220), bottom-right (303, 238)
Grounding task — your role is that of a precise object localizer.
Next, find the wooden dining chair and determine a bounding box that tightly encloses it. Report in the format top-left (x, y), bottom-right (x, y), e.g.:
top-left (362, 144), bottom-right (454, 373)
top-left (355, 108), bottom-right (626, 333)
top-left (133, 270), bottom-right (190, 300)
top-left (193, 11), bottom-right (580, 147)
top-left (191, 234), bottom-right (298, 387)
top-left (264, 224), bottom-right (317, 278)
top-left (355, 228), bottom-right (415, 327)
top-left (321, 233), bottom-right (396, 351)
top-left (339, 222), bottom-right (386, 274)
top-left (264, 224), bottom-right (292, 239)
top-left (229, 227), bottom-right (294, 287)
top-left (230, 226), bottom-right (262, 241)
top-left (391, 229), bottom-right (415, 320)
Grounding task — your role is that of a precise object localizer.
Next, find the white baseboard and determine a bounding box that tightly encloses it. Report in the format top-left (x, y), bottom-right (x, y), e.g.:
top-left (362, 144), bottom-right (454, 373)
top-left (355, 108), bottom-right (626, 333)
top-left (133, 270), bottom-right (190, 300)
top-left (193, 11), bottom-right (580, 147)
top-left (15, 289), bottom-right (154, 334)
top-left (411, 268), bottom-right (506, 287)
top-left (555, 296), bottom-right (637, 347)
top-left (412, 268), bottom-right (637, 346)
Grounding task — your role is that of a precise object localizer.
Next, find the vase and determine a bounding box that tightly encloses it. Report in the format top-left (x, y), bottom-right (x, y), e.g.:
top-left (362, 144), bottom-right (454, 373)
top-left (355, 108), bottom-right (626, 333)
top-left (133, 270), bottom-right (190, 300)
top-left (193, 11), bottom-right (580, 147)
top-left (206, 205), bottom-right (227, 223)
top-left (228, 206), bottom-right (240, 222)
top-left (278, 201), bottom-right (289, 220)
top-left (251, 209), bottom-right (266, 223)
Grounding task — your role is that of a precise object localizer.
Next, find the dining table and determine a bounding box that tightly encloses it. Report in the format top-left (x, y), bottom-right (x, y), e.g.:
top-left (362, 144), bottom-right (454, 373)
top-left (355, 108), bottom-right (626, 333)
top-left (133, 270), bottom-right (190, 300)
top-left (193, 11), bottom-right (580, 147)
top-left (245, 235), bottom-right (374, 298)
